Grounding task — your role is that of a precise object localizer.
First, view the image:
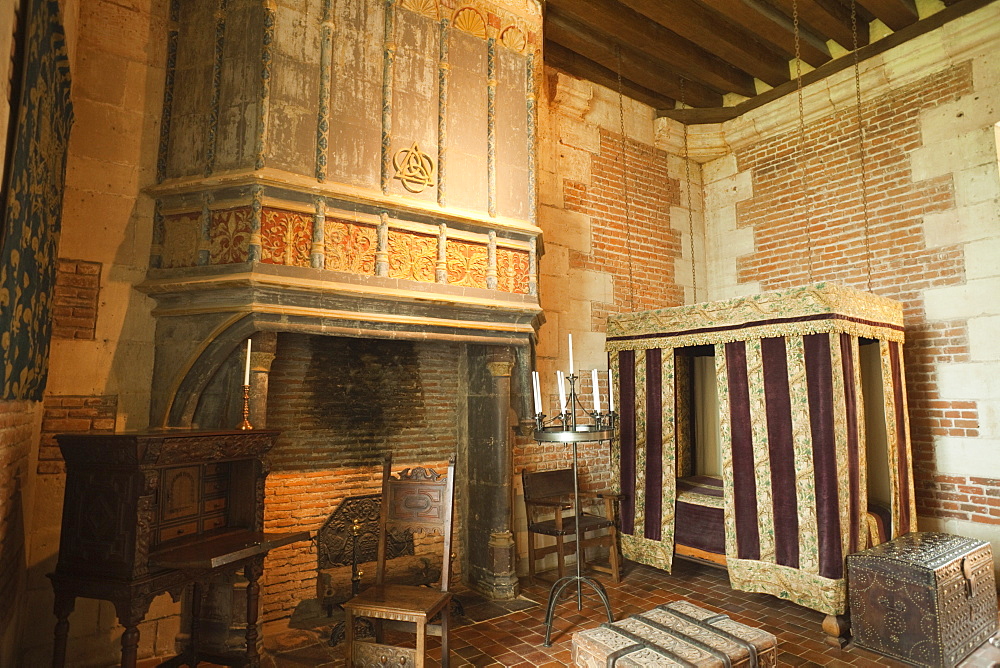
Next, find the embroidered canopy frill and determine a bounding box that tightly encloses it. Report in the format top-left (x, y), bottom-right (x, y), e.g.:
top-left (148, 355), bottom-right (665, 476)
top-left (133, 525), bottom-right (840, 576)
top-left (606, 283), bottom-right (916, 617)
top-left (606, 282), bottom-right (904, 353)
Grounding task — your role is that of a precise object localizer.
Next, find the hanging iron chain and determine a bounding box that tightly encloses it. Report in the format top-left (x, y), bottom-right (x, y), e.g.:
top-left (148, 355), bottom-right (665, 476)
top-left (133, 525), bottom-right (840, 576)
top-left (793, 0), bottom-right (815, 281)
top-left (617, 45), bottom-right (636, 311)
top-left (681, 78), bottom-right (697, 304)
top-left (852, 0), bottom-right (874, 292)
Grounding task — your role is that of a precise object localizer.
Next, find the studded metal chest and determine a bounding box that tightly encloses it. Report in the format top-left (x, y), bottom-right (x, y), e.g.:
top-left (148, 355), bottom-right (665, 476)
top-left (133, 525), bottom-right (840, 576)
top-left (847, 532), bottom-right (998, 667)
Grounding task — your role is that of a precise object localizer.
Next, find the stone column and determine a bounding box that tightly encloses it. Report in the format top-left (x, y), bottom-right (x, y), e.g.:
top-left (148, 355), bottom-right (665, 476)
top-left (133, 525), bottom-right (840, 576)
top-left (248, 331), bottom-right (277, 428)
top-left (465, 346), bottom-right (519, 600)
top-left (199, 330), bottom-right (277, 656)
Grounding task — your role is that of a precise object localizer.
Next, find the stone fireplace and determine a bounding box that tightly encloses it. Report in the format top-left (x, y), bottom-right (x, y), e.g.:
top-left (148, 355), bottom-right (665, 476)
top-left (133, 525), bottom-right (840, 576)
top-left (138, 0), bottom-right (544, 624)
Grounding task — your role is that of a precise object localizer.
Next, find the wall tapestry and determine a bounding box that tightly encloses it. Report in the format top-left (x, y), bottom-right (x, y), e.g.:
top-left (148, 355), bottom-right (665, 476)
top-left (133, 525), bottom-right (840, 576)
top-left (0, 0), bottom-right (73, 400)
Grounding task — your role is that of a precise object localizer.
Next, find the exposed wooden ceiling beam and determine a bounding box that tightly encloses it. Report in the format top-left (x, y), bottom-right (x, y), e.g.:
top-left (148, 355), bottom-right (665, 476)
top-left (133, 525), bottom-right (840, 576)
top-left (545, 11), bottom-right (724, 107)
top-left (768, 0), bottom-right (868, 49)
top-left (547, 0), bottom-right (757, 98)
top-left (616, 0), bottom-right (790, 88)
top-left (544, 41), bottom-right (676, 111)
top-left (659, 0), bottom-right (993, 124)
top-left (856, 0), bottom-right (919, 30)
top-left (698, 0), bottom-right (832, 67)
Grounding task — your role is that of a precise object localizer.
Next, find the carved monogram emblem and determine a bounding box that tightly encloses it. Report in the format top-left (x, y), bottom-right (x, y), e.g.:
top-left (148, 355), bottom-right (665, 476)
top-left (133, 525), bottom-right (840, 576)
top-left (392, 143), bottom-right (435, 193)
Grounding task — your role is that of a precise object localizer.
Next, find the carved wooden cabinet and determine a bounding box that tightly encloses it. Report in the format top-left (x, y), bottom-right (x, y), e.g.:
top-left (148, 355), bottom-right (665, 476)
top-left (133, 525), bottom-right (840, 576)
top-left (49, 429), bottom-right (307, 668)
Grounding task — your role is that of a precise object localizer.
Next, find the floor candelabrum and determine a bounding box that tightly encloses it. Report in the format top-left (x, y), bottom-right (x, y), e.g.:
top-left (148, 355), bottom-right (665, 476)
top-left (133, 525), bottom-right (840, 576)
top-left (531, 368), bottom-right (617, 646)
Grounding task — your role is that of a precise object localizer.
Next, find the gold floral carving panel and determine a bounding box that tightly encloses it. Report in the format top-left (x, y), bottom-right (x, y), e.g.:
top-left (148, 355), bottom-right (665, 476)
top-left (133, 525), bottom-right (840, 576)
top-left (261, 207), bottom-right (312, 267)
top-left (211, 207), bottom-right (252, 264)
top-left (388, 230), bottom-right (437, 283)
top-left (161, 212), bottom-right (201, 268)
top-left (446, 239), bottom-right (488, 288)
top-left (325, 218), bottom-right (377, 274)
top-left (496, 247), bottom-right (529, 294)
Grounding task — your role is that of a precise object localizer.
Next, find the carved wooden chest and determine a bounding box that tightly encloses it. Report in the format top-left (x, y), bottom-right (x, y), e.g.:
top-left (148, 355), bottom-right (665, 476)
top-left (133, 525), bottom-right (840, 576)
top-left (572, 600), bottom-right (777, 667)
top-left (847, 532), bottom-right (998, 667)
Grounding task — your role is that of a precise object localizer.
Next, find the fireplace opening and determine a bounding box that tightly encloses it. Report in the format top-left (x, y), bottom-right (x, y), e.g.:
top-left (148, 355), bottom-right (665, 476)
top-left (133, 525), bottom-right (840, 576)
top-left (261, 333), bottom-right (465, 622)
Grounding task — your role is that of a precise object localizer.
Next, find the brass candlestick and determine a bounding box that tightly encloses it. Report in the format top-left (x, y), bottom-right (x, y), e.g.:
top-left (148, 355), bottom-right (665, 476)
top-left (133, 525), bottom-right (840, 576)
top-left (239, 384), bottom-right (253, 430)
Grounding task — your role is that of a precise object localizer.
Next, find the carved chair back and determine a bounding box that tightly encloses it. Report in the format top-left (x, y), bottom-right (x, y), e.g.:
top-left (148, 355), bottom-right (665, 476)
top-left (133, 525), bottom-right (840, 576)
top-left (376, 454), bottom-right (456, 592)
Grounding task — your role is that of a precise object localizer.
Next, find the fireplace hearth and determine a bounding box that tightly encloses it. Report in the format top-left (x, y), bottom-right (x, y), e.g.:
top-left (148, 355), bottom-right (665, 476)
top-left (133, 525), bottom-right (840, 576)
top-left (316, 493), bottom-right (419, 613)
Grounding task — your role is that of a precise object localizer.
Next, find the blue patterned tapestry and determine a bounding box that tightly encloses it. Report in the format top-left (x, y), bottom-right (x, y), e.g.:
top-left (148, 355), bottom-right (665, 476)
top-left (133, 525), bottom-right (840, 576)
top-left (0, 0), bottom-right (73, 400)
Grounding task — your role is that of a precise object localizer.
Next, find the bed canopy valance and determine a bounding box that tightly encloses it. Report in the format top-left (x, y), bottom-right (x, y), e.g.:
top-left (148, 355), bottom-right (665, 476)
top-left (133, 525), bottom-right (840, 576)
top-left (605, 282), bottom-right (917, 617)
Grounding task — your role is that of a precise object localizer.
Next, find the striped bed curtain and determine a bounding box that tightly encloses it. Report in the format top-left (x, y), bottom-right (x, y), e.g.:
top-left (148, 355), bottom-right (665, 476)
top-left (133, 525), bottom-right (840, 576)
top-left (613, 347), bottom-right (678, 571)
top-left (608, 284), bottom-right (917, 617)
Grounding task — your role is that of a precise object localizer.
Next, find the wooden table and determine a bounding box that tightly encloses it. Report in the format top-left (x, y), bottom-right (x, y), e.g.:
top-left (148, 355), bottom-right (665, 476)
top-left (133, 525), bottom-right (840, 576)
top-left (48, 430), bottom-right (307, 668)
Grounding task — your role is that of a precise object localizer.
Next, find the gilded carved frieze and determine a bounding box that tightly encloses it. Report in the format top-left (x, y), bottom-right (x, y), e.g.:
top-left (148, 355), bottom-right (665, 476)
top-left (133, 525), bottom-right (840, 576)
top-left (157, 203), bottom-right (529, 296)
top-left (496, 247), bottom-right (529, 294)
top-left (325, 219), bottom-right (377, 274)
top-left (446, 239), bottom-right (488, 288)
top-left (261, 207), bottom-right (312, 268)
top-left (450, 1), bottom-right (539, 53)
top-left (210, 207), bottom-right (253, 265)
top-left (388, 230), bottom-right (437, 282)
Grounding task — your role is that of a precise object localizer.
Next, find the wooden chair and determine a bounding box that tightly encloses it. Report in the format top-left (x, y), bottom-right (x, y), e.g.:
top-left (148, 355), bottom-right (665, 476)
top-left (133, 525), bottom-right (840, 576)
top-left (521, 467), bottom-right (622, 584)
top-left (343, 455), bottom-right (455, 668)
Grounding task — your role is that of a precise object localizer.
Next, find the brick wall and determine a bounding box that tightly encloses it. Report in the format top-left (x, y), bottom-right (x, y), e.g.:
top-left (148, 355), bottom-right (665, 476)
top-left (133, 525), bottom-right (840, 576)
top-left (727, 61), bottom-right (993, 522)
top-left (260, 333), bottom-right (463, 621)
top-left (0, 400), bottom-right (36, 666)
top-left (52, 258), bottom-right (101, 340)
top-left (524, 75), bottom-right (677, 571)
top-left (514, 434), bottom-right (613, 493)
top-left (565, 130), bottom-right (684, 327)
top-left (534, 72), bottom-right (685, 455)
top-left (38, 395), bottom-right (117, 474)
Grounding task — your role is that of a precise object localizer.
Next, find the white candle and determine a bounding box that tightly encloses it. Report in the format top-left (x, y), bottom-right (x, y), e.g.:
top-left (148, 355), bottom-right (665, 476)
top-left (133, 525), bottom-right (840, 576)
top-left (567, 334), bottom-right (574, 376)
top-left (608, 369), bottom-right (615, 412)
top-left (243, 338), bottom-right (252, 385)
top-left (557, 370), bottom-right (567, 414)
top-left (532, 371), bottom-right (542, 414)
top-left (592, 368), bottom-right (601, 412)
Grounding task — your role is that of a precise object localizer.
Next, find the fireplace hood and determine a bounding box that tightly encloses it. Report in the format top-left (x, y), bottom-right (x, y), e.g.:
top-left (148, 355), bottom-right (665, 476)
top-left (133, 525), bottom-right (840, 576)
top-left (140, 0), bottom-right (544, 428)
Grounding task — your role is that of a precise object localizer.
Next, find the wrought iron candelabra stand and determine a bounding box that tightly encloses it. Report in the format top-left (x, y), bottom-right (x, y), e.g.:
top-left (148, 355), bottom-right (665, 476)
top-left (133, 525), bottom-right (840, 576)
top-left (533, 372), bottom-right (617, 646)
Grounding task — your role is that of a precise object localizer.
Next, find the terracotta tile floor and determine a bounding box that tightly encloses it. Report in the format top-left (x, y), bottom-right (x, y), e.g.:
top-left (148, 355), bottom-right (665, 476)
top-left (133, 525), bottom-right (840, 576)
top-left (163, 557), bottom-right (1000, 667)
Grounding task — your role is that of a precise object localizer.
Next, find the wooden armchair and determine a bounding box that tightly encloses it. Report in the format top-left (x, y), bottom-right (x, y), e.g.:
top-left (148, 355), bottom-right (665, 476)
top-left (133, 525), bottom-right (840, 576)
top-left (521, 467), bottom-right (622, 584)
top-left (342, 455), bottom-right (456, 668)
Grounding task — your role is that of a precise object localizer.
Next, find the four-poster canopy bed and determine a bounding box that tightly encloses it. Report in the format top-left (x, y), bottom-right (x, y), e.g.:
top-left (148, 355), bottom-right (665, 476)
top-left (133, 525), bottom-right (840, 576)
top-left (605, 282), bottom-right (917, 620)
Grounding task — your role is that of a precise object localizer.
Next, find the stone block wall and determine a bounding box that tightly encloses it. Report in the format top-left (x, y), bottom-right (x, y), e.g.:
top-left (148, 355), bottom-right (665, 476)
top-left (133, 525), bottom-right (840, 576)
top-left (695, 3), bottom-right (1000, 558)
top-left (16, 0), bottom-right (166, 663)
top-left (516, 69), bottom-right (698, 574)
top-left (527, 3), bottom-right (1000, 578)
top-left (533, 71), bottom-right (696, 402)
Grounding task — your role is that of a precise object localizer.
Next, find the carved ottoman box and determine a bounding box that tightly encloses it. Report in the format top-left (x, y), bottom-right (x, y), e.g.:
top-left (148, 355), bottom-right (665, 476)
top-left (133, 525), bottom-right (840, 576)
top-left (847, 532), bottom-right (998, 667)
top-left (572, 600), bottom-right (777, 667)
